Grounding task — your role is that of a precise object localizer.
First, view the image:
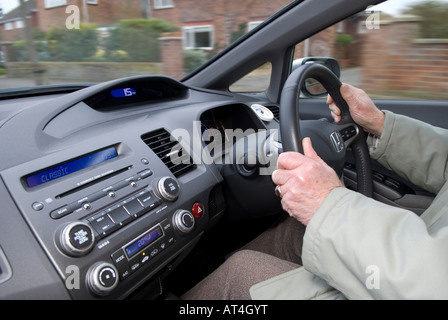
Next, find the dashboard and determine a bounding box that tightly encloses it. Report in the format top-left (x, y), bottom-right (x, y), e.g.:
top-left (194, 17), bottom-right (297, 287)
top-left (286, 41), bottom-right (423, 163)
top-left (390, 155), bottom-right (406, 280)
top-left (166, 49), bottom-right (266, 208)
top-left (0, 75), bottom-right (281, 299)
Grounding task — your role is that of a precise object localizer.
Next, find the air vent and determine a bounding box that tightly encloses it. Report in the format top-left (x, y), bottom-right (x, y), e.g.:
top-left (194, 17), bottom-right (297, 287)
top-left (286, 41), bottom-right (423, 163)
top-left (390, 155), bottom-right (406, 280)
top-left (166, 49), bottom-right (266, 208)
top-left (266, 105), bottom-right (280, 121)
top-left (142, 129), bottom-right (195, 177)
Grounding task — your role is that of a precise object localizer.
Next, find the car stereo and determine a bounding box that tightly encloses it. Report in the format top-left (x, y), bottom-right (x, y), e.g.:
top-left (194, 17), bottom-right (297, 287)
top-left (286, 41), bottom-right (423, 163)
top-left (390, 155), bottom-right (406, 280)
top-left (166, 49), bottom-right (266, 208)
top-left (1, 141), bottom-right (224, 299)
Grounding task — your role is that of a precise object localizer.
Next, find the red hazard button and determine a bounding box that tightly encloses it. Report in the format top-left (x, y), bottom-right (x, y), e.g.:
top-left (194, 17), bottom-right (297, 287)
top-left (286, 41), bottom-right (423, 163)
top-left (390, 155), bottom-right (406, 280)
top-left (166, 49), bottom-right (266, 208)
top-left (192, 203), bottom-right (204, 219)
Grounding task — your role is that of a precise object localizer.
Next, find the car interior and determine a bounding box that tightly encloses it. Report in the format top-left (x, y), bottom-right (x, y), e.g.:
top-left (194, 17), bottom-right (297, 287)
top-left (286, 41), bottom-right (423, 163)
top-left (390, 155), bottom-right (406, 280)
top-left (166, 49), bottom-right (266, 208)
top-left (0, 0), bottom-right (447, 300)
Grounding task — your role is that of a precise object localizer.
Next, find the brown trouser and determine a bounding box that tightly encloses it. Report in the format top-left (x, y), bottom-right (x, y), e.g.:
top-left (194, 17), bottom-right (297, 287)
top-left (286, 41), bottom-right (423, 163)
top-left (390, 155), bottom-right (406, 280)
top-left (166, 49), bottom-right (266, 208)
top-left (181, 216), bottom-right (306, 300)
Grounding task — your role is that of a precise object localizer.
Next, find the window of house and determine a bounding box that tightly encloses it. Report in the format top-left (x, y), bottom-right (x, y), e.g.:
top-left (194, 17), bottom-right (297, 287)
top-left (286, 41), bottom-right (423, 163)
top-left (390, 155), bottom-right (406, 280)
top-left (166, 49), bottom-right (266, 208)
top-left (183, 26), bottom-right (213, 50)
top-left (336, 21), bottom-right (344, 33)
top-left (4, 22), bottom-right (13, 31)
top-left (154, 0), bottom-right (174, 9)
top-left (45, 0), bottom-right (67, 9)
top-left (15, 20), bottom-right (25, 29)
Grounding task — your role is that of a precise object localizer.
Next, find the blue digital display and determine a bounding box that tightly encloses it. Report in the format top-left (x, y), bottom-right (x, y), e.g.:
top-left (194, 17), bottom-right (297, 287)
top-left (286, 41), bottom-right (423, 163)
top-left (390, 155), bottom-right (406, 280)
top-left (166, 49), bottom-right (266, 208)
top-left (111, 88), bottom-right (137, 98)
top-left (26, 147), bottom-right (118, 188)
top-left (125, 226), bottom-right (163, 258)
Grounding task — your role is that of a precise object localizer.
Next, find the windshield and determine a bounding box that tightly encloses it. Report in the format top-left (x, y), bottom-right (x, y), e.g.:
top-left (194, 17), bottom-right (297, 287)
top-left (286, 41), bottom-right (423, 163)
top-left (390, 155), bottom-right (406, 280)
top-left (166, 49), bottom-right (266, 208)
top-left (0, 0), bottom-right (447, 98)
top-left (0, 0), bottom-right (295, 90)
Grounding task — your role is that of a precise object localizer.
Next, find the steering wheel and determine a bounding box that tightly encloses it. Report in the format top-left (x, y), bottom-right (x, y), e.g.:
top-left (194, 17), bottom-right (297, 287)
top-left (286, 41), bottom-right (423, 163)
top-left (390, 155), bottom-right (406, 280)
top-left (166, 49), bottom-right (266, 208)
top-left (279, 63), bottom-right (373, 197)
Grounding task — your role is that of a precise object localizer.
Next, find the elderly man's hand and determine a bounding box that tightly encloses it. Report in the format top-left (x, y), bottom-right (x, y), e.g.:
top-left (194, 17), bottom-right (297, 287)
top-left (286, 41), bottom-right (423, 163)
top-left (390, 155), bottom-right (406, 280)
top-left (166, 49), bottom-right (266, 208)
top-left (328, 83), bottom-right (385, 137)
top-left (272, 138), bottom-right (343, 225)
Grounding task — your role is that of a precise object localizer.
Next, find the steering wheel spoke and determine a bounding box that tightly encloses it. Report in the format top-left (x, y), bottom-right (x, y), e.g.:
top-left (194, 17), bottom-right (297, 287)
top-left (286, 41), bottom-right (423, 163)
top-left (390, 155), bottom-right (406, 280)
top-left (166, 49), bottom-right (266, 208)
top-left (335, 122), bottom-right (362, 149)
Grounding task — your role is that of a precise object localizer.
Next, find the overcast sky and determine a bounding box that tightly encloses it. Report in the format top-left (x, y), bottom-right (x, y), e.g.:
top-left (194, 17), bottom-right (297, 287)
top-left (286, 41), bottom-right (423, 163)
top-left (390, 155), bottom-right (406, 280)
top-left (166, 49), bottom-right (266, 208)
top-left (0, 0), bottom-right (447, 15)
top-left (0, 0), bottom-right (19, 14)
top-left (371, 0), bottom-right (443, 15)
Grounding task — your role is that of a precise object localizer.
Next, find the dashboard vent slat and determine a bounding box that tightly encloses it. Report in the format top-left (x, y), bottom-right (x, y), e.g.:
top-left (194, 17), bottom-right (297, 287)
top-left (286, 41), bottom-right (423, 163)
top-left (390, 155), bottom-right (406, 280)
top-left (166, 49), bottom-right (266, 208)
top-left (142, 129), bottom-right (195, 177)
top-left (266, 105), bottom-right (280, 121)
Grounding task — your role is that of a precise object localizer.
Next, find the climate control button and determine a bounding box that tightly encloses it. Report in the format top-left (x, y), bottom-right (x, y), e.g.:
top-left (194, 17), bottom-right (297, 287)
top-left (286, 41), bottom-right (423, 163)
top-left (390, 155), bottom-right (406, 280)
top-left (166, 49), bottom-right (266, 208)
top-left (173, 210), bottom-right (195, 234)
top-left (87, 262), bottom-right (119, 296)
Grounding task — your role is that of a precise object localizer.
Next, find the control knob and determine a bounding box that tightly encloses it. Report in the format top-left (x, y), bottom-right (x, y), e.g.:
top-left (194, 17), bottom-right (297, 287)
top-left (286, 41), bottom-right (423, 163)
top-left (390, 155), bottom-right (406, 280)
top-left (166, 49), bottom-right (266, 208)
top-left (157, 177), bottom-right (180, 202)
top-left (87, 262), bottom-right (119, 296)
top-left (173, 210), bottom-right (195, 234)
top-left (57, 222), bottom-right (95, 257)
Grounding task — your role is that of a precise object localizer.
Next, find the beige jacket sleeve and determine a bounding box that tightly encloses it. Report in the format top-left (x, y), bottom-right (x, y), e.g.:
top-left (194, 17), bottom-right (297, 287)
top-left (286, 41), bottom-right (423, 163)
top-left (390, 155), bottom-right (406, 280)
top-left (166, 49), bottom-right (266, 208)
top-left (369, 111), bottom-right (448, 194)
top-left (302, 111), bottom-right (448, 299)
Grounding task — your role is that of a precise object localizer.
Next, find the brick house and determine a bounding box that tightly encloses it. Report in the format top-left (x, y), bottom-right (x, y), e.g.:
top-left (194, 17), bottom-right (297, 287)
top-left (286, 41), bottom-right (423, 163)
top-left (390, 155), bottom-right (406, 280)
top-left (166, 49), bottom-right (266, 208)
top-left (0, 0), bottom-right (361, 79)
top-left (0, 0), bottom-right (146, 42)
top-left (148, 0), bottom-right (293, 51)
top-left (0, 0), bottom-right (302, 52)
top-left (0, 0), bottom-right (38, 42)
top-left (148, 0), bottom-right (366, 66)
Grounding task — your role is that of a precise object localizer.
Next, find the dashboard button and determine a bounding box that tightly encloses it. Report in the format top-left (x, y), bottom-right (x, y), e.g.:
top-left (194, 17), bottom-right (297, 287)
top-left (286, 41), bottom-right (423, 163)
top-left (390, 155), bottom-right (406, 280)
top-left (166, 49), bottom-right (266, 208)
top-left (173, 210), bottom-right (195, 234)
top-left (108, 207), bottom-right (133, 226)
top-left (89, 212), bottom-right (116, 237)
top-left (137, 191), bottom-right (159, 210)
top-left (50, 205), bottom-right (73, 219)
top-left (138, 169), bottom-right (153, 179)
top-left (123, 199), bottom-right (145, 217)
top-left (192, 203), bottom-right (204, 219)
top-left (32, 202), bottom-right (44, 211)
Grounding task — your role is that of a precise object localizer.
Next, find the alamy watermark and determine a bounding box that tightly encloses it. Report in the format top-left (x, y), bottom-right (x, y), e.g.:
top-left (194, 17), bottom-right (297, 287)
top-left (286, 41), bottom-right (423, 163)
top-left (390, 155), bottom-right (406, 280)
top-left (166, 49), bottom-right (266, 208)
top-left (65, 265), bottom-right (80, 290)
top-left (365, 6), bottom-right (381, 30)
top-left (65, 5), bottom-right (81, 30)
top-left (365, 265), bottom-right (380, 290)
top-left (170, 121), bottom-right (280, 176)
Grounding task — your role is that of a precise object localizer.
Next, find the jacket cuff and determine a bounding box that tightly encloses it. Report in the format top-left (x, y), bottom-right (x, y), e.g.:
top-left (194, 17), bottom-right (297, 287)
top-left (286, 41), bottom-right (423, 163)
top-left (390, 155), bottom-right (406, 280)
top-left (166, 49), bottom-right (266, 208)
top-left (368, 110), bottom-right (396, 161)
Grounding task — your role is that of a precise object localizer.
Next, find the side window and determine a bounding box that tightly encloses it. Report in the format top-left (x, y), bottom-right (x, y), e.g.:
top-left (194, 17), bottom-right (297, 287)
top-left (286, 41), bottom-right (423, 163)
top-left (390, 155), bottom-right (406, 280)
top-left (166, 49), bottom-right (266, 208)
top-left (295, 0), bottom-right (448, 101)
top-left (229, 62), bottom-right (272, 93)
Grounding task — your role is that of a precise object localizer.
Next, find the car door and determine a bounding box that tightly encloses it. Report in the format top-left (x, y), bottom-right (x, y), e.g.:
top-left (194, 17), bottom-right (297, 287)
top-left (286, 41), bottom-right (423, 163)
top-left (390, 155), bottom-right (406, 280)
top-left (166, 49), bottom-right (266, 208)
top-left (300, 98), bottom-right (447, 215)
top-left (297, 1), bottom-right (448, 214)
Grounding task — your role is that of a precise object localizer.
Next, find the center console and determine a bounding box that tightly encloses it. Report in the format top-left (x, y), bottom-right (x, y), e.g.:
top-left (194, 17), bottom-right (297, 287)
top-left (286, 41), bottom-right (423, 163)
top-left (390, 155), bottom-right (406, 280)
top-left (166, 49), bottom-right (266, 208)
top-left (1, 138), bottom-right (224, 299)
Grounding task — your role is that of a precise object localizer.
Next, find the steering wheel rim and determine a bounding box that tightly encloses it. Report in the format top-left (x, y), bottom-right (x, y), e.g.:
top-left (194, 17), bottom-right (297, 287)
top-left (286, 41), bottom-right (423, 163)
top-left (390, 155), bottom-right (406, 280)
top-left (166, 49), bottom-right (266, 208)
top-left (279, 63), bottom-right (373, 197)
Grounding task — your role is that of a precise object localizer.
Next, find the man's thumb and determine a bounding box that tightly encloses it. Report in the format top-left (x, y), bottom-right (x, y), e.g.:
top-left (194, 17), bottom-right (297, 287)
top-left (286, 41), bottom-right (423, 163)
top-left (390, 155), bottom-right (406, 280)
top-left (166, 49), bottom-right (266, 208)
top-left (302, 137), bottom-right (321, 160)
top-left (340, 83), bottom-right (354, 102)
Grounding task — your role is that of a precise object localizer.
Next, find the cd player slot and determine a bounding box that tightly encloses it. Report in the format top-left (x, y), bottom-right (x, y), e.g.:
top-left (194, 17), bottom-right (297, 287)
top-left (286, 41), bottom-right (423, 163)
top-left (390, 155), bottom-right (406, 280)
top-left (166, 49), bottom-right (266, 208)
top-left (56, 165), bottom-right (133, 199)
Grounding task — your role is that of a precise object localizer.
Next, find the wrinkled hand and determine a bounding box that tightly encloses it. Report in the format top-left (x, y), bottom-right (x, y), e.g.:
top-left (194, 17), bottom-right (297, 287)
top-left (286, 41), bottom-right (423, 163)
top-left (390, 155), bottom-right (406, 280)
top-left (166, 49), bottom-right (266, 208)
top-left (272, 138), bottom-right (343, 226)
top-left (327, 83), bottom-right (385, 137)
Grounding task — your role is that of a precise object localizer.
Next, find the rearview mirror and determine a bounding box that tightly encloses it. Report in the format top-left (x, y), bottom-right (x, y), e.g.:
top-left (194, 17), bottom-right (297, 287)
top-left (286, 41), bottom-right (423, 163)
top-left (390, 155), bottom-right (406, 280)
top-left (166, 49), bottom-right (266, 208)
top-left (292, 57), bottom-right (340, 97)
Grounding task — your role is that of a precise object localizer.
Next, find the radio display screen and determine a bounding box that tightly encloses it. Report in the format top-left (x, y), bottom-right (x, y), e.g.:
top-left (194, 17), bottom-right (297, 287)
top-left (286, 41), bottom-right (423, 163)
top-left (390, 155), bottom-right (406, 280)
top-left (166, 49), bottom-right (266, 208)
top-left (25, 147), bottom-right (118, 188)
top-left (125, 226), bottom-right (163, 258)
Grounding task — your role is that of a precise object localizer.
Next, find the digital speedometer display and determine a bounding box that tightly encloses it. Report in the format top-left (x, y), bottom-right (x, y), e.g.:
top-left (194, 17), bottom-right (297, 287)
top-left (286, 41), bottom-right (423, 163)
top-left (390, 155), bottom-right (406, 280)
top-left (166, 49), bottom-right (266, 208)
top-left (111, 88), bottom-right (137, 98)
top-left (25, 147), bottom-right (118, 188)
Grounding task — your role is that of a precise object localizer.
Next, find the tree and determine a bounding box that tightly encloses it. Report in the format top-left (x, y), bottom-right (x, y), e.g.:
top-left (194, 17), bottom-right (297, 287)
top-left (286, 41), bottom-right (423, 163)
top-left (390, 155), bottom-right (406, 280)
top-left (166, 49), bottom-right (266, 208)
top-left (106, 18), bottom-right (177, 62)
top-left (335, 33), bottom-right (353, 60)
top-left (46, 24), bottom-right (98, 61)
top-left (404, 1), bottom-right (448, 39)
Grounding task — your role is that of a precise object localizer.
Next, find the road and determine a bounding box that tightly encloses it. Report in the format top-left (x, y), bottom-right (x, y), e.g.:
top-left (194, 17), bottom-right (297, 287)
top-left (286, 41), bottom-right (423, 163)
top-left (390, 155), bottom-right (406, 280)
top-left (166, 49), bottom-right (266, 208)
top-left (340, 67), bottom-right (361, 87)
